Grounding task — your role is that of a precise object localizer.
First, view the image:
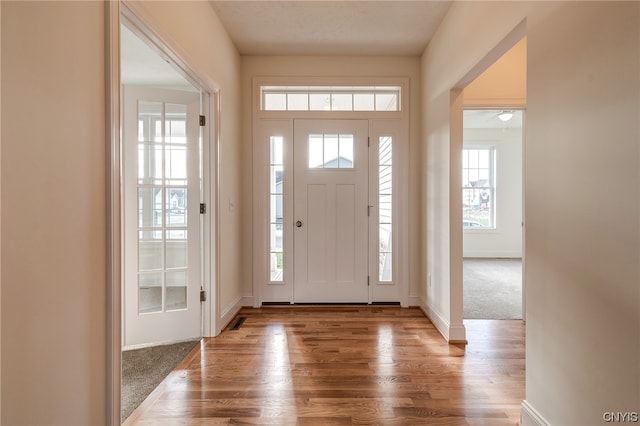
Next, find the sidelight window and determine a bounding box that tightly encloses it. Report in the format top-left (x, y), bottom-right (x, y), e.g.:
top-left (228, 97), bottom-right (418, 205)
top-left (269, 136), bottom-right (284, 282)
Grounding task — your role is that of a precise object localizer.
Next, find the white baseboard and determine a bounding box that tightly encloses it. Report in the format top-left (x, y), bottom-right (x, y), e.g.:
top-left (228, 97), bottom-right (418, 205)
top-left (463, 251), bottom-right (522, 258)
top-left (521, 400), bottom-right (550, 426)
top-left (418, 299), bottom-right (466, 343)
top-left (218, 296), bottom-right (252, 333)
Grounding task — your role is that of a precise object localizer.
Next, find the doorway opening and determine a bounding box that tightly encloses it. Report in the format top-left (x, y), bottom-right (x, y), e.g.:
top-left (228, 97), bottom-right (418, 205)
top-left (457, 36), bottom-right (527, 322)
top-left (108, 5), bottom-right (218, 423)
top-left (462, 109), bottom-right (524, 319)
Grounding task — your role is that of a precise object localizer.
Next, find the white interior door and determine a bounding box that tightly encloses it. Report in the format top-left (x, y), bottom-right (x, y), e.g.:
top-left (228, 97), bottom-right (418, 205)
top-left (294, 120), bottom-right (369, 302)
top-left (123, 86), bottom-right (202, 348)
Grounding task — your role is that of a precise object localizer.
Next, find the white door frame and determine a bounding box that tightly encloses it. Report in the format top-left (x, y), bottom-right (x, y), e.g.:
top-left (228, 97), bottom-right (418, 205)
top-left (106, 1), bottom-right (220, 423)
top-left (251, 77), bottom-right (410, 307)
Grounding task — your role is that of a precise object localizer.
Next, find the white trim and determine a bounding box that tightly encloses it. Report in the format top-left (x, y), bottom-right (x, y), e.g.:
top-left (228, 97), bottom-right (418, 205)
top-left (219, 296), bottom-right (252, 332)
top-left (105, 2), bottom-right (121, 424)
top-left (419, 299), bottom-right (467, 342)
top-left (252, 76), bottom-right (410, 306)
top-left (121, 1), bottom-right (220, 93)
top-left (521, 400), bottom-right (551, 426)
top-left (208, 91), bottom-right (222, 337)
top-left (463, 251), bottom-right (522, 258)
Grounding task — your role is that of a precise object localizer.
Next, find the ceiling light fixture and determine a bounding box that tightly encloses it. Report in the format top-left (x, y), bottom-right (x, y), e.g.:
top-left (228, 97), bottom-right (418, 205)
top-left (497, 111), bottom-right (514, 122)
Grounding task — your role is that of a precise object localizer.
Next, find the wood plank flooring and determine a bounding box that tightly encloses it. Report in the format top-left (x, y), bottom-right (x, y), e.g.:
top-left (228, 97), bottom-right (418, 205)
top-left (123, 306), bottom-right (524, 425)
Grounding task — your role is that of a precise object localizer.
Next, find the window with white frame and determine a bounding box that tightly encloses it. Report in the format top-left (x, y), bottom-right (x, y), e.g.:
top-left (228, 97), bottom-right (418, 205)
top-left (462, 147), bottom-right (496, 229)
top-left (269, 136), bottom-right (284, 281)
top-left (261, 86), bottom-right (401, 112)
top-left (378, 136), bottom-right (393, 281)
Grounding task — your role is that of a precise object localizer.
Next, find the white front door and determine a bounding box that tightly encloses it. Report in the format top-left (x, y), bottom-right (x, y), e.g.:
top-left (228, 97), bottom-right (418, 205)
top-left (293, 120), bottom-right (369, 302)
top-left (123, 86), bottom-right (202, 348)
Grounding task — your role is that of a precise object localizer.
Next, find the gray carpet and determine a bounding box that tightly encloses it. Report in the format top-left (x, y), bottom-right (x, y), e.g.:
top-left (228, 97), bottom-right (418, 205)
top-left (463, 258), bottom-right (522, 320)
top-left (121, 340), bottom-right (200, 422)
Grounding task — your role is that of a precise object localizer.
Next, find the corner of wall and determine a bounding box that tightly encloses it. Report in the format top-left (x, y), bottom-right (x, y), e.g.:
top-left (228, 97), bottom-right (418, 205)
top-left (419, 298), bottom-right (466, 343)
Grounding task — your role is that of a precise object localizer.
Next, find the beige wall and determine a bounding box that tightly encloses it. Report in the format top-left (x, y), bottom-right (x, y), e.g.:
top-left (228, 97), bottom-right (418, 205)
top-left (1, 1), bottom-right (242, 424)
top-left (525, 2), bottom-right (639, 422)
top-left (241, 56), bottom-right (423, 300)
top-left (1, 2), bottom-right (106, 424)
top-left (422, 1), bottom-right (639, 424)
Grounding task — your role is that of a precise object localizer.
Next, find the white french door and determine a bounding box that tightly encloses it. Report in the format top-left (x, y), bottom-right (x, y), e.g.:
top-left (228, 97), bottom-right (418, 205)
top-left (123, 86), bottom-right (202, 348)
top-left (293, 120), bottom-right (369, 302)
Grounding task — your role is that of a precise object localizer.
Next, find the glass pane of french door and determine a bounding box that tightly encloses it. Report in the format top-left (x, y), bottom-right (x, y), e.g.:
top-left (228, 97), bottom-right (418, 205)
top-left (137, 101), bottom-right (190, 313)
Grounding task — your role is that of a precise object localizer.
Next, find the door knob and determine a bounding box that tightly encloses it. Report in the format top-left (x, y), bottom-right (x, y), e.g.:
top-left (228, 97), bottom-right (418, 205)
top-left (296, 220), bottom-right (303, 228)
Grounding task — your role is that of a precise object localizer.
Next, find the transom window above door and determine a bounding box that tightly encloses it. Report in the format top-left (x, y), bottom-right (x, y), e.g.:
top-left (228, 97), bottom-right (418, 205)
top-left (260, 86), bottom-right (401, 112)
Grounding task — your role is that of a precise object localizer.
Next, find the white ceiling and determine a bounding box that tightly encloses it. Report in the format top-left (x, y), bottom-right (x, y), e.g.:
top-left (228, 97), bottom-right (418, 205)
top-left (209, 0), bottom-right (453, 56)
top-left (464, 110), bottom-right (523, 130)
top-left (121, 25), bottom-right (195, 89)
top-left (121, 1), bottom-right (453, 87)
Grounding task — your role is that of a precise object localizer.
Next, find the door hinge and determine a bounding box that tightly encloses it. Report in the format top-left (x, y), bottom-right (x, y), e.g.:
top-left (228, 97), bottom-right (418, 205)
top-left (368, 205), bottom-right (372, 217)
top-left (368, 276), bottom-right (370, 286)
top-left (368, 136), bottom-right (370, 147)
top-left (200, 203), bottom-right (207, 214)
top-left (200, 289), bottom-right (207, 302)
top-left (199, 115), bottom-right (206, 126)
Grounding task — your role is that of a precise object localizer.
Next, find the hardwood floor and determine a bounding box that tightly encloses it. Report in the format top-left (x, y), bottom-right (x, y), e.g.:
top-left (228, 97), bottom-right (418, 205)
top-left (123, 306), bottom-right (525, 425)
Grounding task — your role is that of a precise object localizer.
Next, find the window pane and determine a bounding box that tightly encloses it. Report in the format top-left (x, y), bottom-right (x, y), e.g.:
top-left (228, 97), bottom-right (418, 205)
top-left (309, 93), bottom-right (331, 111)
top-left (469, 169), bottom-right (479, 184)
top-left (379, 136), bottom-right (392, 165)
top-left (378, 136), bottom-right (393, 282)
top-left (463, 188), bottom-right (493, 228)
top-left (138, 188), bottom-right (163, 228)
top-left (353, 93), bottom-right (375, 111)
top-left (139, 272), bottom-right (162, 314)
top-left (166, 188), bottom-right (187, 227)
top-left (270, 223), bottom-right (283, 251)
top-left (166, 240), bottom-right (187, 269)
top-left (287, 93), bottom-right (308, 111)
top-left (165, 103), bottom-right (187, 143)
top-left (270, 136), bottom-right (284, 165)
top-left (138, 101), bottom-right (162, 142)
top-left (138, 143), bottom-right (162, 185)
top-left (469, 149), bottom-right (479, 168)
top-left (165, 145), bottom-right (187, 186)
top-left (166, 229), bottom-right (187, 240)
top-left (379, 252), bottom-right (392, 282)
top-left (264, 93), bottom-right (286, 110)
top-left (479, 150), bottom-right (490, 168)
top-left (375, 93), bottom-right (398, 111)
top-left (270, 194), bottom-right (283, 224)
top-left (379, 166), bottom-right (392, 193)
top-left (324, 134), bottom-right (339, 168)
top-left (270, 166), bottom-right (283, 194)
top-left (166, 270), bottom-right (187, 311)
top-left (309, 135), bottom-right (324, 168)
top-left (270, 252), bottom-right (283, 281)
top-left (338, 135), bottom-right (354, 168)
top-left (331, 94), bottom-right (352, 111)
top-left (138, 238), bottom-right (162, 271)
